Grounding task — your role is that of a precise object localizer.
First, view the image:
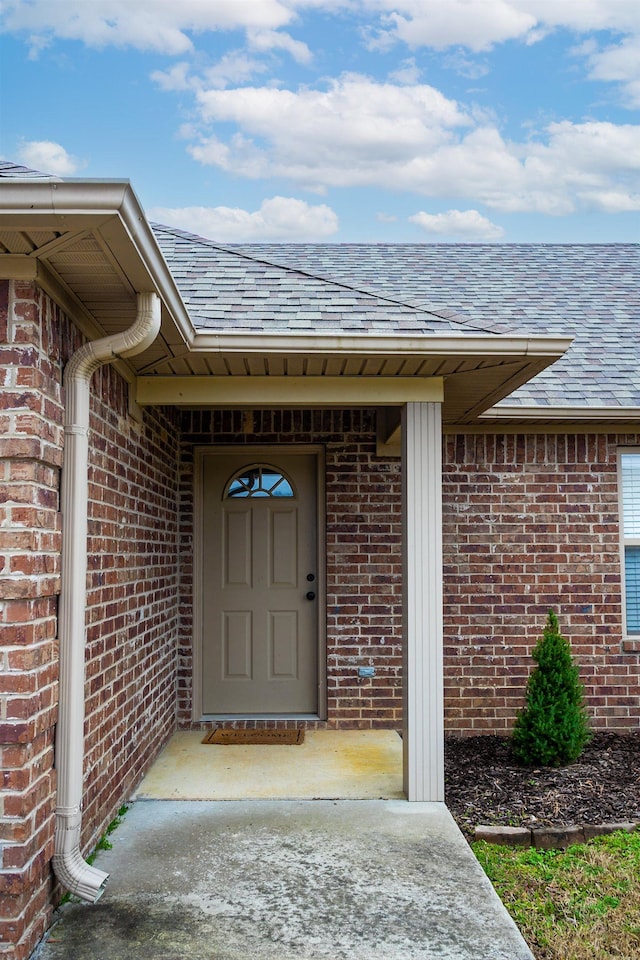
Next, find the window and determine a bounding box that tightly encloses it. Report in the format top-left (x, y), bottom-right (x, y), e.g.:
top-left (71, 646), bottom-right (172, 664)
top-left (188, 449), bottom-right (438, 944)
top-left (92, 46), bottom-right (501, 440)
top-left (224, 465), bottom-right (295, 499)
top-left (620, 451), bottom-right (640, 635)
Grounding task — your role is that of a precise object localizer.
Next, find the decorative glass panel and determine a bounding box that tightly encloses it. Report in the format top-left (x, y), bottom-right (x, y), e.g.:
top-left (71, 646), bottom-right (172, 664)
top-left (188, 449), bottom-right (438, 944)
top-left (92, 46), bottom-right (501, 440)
top-left (225, 465), bottom-right (295, 499)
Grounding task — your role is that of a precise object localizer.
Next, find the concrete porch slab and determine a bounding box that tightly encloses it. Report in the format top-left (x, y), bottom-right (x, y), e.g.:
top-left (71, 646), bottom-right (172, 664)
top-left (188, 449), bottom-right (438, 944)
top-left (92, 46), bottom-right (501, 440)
top-left (35, 799), bottom-right (534, 960)
top-left (133, 729), bottom-right (405, 800)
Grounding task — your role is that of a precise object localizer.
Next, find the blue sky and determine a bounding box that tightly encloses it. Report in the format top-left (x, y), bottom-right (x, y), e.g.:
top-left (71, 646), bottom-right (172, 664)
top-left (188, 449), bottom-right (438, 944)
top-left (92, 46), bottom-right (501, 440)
top-left (1, 0), bottom-right (639, 243)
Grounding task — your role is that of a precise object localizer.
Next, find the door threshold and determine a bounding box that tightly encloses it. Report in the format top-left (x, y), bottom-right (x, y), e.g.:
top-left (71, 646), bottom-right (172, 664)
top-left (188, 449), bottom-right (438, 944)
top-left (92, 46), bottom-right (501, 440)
top-left (201, 714), bottom-right (321, 722)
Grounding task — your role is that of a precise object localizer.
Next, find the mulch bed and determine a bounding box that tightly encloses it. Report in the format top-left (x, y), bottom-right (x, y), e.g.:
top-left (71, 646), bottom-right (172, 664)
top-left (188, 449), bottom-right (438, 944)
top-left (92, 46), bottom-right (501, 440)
top-left (445, 731), bottom-right (640, 839)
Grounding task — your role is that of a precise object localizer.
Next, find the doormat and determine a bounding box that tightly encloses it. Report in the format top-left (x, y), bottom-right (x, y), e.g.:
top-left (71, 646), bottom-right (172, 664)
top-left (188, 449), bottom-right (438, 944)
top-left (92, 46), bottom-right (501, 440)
top-left (201, 729), bottom-right (305, 745)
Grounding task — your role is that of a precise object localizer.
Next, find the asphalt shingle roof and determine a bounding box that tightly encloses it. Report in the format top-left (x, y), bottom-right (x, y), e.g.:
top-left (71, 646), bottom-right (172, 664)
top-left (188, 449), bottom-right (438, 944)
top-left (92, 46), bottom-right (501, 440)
top-left (152, 225), bottom-right (495, 336)
top-left (153, 226), bottom-right (639, 410)
top-left (0, 160), bottom-right (59, 179)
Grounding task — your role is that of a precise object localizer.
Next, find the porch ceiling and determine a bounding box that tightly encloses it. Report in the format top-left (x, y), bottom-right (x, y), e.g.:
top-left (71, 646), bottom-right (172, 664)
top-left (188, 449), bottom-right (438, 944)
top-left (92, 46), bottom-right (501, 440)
top-left (136, 334), bottom-right (569, 425)
top-left (0, 179), bottom-right (570, 425)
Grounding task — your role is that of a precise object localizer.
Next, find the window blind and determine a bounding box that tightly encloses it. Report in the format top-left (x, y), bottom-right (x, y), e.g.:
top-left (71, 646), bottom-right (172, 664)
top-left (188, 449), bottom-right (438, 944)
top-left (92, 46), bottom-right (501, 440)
top-left (624, 546), bottom-right (640, 635)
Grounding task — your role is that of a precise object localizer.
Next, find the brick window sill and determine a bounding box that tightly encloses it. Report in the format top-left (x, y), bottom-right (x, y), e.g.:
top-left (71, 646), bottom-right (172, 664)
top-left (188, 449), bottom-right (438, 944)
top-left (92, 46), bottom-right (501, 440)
top-left (621, 639), bottom-right (640, 654)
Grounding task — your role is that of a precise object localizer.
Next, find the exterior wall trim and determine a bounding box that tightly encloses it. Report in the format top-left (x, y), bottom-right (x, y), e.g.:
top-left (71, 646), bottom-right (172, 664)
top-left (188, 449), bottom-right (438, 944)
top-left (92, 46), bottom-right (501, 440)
top-left (402, 402), bottom-right (444, 802)
top-left (138, 375), bottom-right (444, 407)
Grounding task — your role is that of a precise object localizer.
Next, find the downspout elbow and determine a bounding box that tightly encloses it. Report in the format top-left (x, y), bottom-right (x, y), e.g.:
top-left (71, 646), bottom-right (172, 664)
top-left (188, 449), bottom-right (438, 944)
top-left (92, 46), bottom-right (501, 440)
top-left (54, 292), bottom-right (161, 902)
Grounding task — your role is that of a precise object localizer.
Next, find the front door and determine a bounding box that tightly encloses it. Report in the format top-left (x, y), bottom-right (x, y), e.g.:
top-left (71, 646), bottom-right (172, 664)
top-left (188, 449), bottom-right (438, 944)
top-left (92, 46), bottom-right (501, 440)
top-left (202, 452), bottom-right (319, 715)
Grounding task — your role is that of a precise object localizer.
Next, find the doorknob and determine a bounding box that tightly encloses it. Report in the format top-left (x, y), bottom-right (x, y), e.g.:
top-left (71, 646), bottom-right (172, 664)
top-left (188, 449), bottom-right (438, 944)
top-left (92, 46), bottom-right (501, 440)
top-left (306, 591), bottom-right (316, 601)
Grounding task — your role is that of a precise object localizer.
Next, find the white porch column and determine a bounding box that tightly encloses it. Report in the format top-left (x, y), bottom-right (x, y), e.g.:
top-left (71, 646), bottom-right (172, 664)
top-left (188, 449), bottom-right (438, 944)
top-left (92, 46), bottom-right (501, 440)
top-left (402, 401), bottom-right (444, 801)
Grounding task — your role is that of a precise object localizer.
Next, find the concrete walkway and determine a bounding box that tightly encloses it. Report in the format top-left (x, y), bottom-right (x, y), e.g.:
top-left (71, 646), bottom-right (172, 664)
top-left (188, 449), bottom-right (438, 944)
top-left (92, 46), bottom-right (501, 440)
top-left (35, 799), bottom-right (534, 960)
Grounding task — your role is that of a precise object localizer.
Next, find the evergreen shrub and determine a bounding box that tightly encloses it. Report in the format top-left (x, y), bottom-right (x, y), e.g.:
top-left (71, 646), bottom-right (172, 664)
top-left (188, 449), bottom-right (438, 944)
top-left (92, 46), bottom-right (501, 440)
top-left (511, 610), bottom-right (590, 767)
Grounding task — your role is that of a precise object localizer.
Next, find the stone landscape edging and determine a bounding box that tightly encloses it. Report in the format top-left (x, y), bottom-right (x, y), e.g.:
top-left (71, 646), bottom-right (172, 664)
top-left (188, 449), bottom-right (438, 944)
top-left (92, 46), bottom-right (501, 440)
top-left (474, 821), bottom-right (640, 849)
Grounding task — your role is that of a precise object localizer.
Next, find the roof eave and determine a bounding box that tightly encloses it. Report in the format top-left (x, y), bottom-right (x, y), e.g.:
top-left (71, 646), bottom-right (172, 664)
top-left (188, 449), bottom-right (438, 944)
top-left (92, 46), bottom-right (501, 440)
top-left (144, 331), bottom-right (572, 423)
top-left (0, 178), bottom-right (194, 349)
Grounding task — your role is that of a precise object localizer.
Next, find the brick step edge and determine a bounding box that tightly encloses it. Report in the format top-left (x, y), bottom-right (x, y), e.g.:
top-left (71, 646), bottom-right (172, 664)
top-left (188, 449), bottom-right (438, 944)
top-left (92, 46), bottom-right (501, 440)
top-left (474, 821), bottom-right (640, 849)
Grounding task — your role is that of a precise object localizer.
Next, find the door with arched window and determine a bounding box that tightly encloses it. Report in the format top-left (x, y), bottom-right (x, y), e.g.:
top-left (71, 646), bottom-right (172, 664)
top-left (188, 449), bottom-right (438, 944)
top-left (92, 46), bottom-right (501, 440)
top-left (201, 450), bottom-right (320, 715)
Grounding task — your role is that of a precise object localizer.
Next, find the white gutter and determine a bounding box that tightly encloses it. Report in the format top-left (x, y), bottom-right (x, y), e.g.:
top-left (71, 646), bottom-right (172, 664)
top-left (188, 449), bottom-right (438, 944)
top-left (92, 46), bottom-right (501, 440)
top-left (53, 291), bottom-right (161, 902)
top-left (484, 405), bottom-right (640, 421)
top-left (189, 331), bottom-right (573, 358)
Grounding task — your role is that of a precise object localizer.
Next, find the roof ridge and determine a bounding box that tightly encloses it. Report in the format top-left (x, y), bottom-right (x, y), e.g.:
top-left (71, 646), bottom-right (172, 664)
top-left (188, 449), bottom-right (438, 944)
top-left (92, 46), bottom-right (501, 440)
top-left (151, 223), bottom-right (499, 336)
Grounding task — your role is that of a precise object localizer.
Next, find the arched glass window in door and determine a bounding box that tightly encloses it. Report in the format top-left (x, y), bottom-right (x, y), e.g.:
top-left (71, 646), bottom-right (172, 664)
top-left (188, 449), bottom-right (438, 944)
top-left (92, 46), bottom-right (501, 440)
top-left (224, 464), bottom-right (295, 499)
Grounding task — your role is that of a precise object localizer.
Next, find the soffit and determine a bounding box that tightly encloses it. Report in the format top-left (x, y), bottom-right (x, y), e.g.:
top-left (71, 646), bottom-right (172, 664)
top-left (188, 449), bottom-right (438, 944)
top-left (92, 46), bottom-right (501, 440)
top-left (137, 336), bottom-right (568, 425)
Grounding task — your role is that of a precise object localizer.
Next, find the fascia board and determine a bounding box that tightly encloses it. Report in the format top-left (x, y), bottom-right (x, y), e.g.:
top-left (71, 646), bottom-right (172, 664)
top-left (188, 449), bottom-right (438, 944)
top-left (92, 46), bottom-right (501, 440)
top-left (136, 375), bottom-right (445, 407)
top-left (111, 186), bottom-right (194, 347)
top-left (483, 405), bottom-right (640, 420)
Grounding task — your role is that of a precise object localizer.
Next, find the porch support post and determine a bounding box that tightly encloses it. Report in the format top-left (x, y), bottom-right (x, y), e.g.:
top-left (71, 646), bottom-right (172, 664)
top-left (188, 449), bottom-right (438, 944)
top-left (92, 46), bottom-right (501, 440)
top-left (402, 401), bottom-right (444, 801)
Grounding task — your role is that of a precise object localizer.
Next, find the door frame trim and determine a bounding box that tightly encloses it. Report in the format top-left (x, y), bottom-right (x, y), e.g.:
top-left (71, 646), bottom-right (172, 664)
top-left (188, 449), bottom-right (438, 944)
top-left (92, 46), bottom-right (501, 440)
top-left (192, 444), bottom-right (327, 722)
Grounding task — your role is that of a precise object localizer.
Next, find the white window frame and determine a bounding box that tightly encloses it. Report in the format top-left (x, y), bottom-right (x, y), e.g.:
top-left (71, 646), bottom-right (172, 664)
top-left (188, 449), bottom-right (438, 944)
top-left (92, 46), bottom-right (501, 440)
top-left (618, 448), bottom-right (640, 637)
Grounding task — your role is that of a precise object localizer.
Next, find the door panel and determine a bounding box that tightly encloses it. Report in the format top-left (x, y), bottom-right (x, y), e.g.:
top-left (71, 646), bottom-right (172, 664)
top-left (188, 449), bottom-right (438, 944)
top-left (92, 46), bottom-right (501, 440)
top-left (202, 452), bottom-right (318, 715)
top-left (269, 611), bottom-right (299, 679)
top-left (270, 508), bottom-right (297, 586)
top-left (225, 512), bottom-right (252, 586)
top-left (223, 612), bottom-right (252, 679)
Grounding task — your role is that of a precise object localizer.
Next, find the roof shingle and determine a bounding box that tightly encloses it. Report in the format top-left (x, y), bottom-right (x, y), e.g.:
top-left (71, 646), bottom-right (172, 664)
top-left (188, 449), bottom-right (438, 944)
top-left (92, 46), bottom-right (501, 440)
top-left (153, 226), bottom-right (639, 410)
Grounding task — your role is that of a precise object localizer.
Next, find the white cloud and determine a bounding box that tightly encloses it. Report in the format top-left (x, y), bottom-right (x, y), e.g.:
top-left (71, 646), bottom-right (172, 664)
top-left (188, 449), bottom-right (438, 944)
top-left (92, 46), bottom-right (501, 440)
top-left (5, 0), bottom-right (639, 113)
top-left (17, 140), bottom-right (81, 176)
top-left (152, 52), bottom-right (270, 92)
top-left (409, 208), bottom-right (504, 240)
top-left (149, 196), bottom-right (339, 241)
top-left (378, 1), bottom-right (536, 53)
top-left (247, 28), bottom-right (312, 64)
top-left (582, 34), bottom-right (640, 108)
top-left (369, 0), bottom-right (640, 52)
top-left (516, 121), bottom-right (640, 213)
top-left (4, 0), bottom-right (639, 58)
top-left (443, 50), bottom-right (490, 80)
top-left (190, 74), bottom-right (470, 190)
top-left (0, 0), bottom-right (297, 55)
top-left (184, 75), bottom-right (640, 215)
top-left (388, 58), bottom-right (422, 85)
top-left (151, 62), bottom-right (195, 92)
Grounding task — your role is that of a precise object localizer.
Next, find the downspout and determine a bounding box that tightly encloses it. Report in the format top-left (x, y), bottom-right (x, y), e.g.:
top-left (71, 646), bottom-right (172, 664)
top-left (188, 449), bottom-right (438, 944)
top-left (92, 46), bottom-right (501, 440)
top-left (53, 292), bottom-right (161, 902)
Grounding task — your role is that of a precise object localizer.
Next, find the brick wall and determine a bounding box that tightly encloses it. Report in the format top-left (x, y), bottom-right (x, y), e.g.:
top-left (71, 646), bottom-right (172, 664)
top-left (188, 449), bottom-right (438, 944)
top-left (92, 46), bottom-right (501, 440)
top-left (0, 281), bottom-right (67, 957)
top-left (177, 409), bottom-right (403, 730)
top-left (81, 365), bottom-right (180, 853)
top-left (0, 281), bottom-right (181, 959)
top-left (443, 432), bottom-right (640, 734)
top-left (178, 414), bottom-right (639, 737)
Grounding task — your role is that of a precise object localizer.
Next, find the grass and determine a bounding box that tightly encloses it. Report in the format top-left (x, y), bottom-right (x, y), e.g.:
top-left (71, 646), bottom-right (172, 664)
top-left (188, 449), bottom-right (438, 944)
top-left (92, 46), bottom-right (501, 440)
top-left (59, 804), bottom-right (130, 904)
top-left (86, 803), bottom-right (129, 865)
top-left (472, 830), bottom-right (640, 959)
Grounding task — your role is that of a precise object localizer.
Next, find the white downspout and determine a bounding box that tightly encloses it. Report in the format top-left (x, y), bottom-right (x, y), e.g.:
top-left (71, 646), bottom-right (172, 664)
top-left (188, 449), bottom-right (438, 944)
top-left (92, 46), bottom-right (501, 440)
top-left (53, 292), bottom-right (161, 902)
